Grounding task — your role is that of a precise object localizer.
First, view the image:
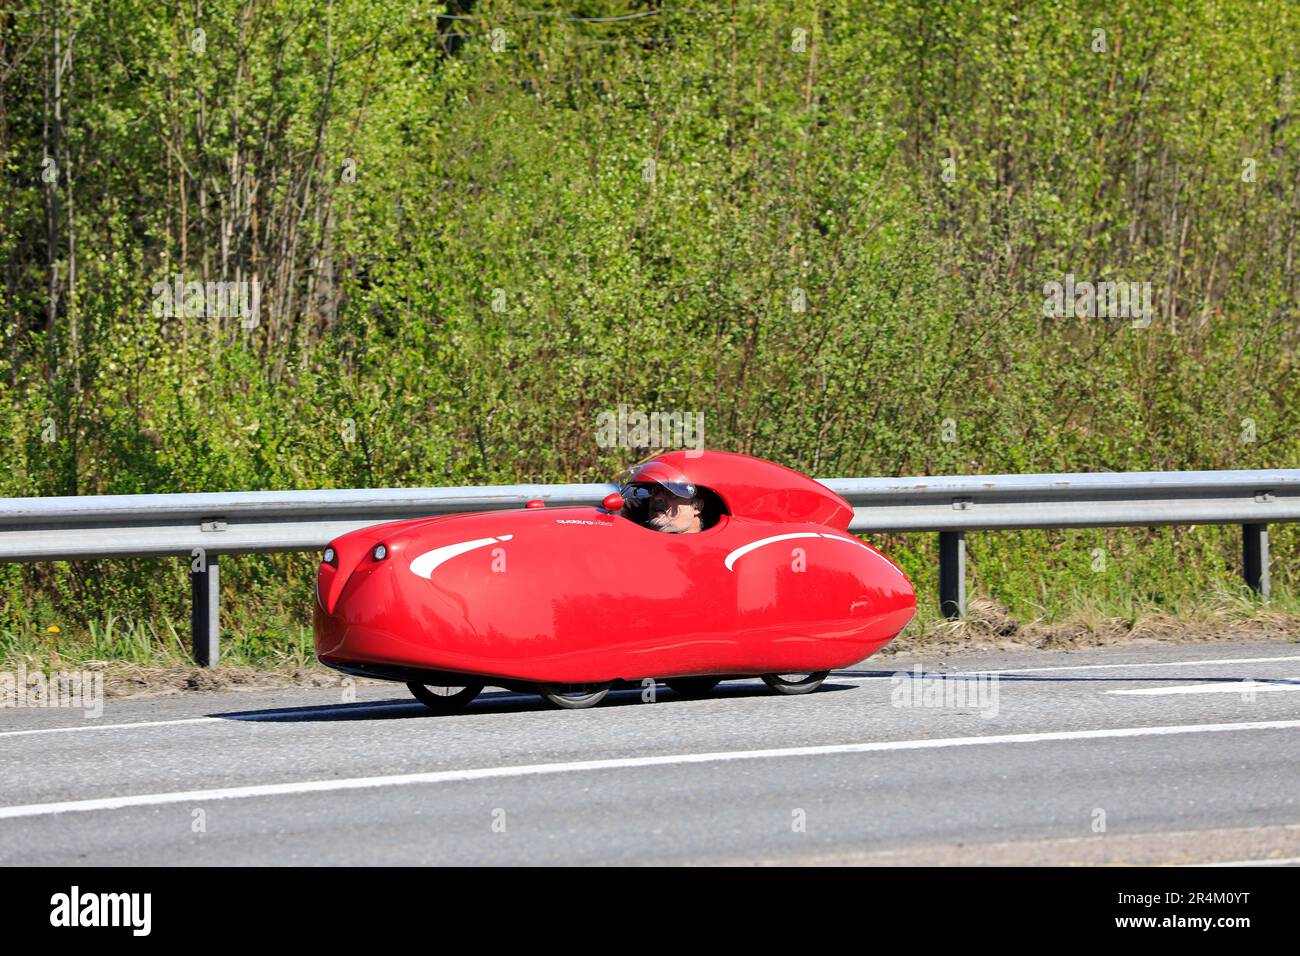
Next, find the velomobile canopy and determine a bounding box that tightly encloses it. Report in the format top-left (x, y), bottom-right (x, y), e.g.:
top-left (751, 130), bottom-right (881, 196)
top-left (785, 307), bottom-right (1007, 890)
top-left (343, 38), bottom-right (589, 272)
top-left (621, 450), bottom-right (854, 529)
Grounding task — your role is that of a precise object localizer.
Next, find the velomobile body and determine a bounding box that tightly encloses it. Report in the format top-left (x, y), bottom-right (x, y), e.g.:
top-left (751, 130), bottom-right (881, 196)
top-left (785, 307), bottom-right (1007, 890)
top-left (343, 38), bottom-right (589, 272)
top-left (314, 451), bottom-right (916, 709)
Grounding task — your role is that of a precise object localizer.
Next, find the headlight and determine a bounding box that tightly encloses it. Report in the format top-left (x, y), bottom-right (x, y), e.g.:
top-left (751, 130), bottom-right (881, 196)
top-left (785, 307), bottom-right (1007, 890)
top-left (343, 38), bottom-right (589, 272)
top-left (323, 547), bottom-right (337, 566)
top-left (373, 544), bottom-right (388, 561)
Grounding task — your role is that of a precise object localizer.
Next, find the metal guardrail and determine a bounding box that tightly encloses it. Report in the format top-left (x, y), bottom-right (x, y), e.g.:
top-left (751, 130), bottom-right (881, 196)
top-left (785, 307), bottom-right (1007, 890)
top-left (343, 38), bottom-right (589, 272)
top-left (1, 469), bottom-right (1297, 664)
top-left (0, 485), bottom-right (612, 561)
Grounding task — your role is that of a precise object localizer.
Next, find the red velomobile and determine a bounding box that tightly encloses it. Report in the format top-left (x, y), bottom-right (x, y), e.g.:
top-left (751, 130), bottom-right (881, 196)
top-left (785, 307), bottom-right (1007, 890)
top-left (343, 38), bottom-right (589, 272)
top-left (314, 451), bottom-right (916, 710)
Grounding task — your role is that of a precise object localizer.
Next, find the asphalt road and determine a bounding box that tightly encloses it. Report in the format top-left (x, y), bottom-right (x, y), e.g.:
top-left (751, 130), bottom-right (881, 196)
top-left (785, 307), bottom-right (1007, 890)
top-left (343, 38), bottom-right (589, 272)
top-left (2, 639), bottom-right (1298, 865)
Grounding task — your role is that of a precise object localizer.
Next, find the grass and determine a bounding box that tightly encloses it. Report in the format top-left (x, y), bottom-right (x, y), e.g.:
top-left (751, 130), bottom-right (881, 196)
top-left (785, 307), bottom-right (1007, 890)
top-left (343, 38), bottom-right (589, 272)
top-left (0, 613), bottom-right (318, 671)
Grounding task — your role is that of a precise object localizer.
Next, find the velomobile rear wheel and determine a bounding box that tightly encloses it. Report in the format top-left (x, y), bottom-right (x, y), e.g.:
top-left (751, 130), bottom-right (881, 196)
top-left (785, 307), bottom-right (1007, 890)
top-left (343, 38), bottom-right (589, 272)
top-left (537, 682), bottom-right (611, 709)
top-left (666, 677), bottom-right (721, 698)
top-left (761, 672), bottom-right (829, 695)
top-left (407, 681), bottom-right (484, 713)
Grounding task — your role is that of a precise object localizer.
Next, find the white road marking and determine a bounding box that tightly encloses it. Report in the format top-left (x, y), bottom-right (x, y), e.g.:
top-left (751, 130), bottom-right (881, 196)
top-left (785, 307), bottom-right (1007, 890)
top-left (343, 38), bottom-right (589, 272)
top-left (874, 655), bottom-right (1300, 677)
top-left (0, 690), bottom-right (551, 738)
top-left (0, 716), bottom-right (223, 737)
top-left (0, 700), bottom-right (421, 737)
top-left (1, 719), bottom-right (1296, 820)
top-left (1108, 680), bottom-right (1300, 697)
top-left (1186, 857), bottom-right (1300, 867)
top-left (826, 657), bottom-right (1300, 686)
top-left (5, 656), bottom-right (1298, 735)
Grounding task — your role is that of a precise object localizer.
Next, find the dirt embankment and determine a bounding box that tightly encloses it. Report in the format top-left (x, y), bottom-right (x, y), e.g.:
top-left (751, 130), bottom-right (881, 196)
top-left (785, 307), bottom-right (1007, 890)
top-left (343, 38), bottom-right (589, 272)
top-left (882, 598), bottom-right (1300, 656)
top-left (96, 664), bottom-right (375, 700)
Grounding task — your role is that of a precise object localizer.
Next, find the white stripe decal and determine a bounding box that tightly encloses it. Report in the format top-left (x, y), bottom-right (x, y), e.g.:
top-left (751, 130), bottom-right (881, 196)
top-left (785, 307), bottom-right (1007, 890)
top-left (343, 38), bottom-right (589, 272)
top-left (723, 531), bottom-right (864, 571)
top-left (0, 720), bottom-right (1295, 820)
top-left (724, 533), bottom-right (821, 570)
top-left (409, 534), bottom-right (513, 579)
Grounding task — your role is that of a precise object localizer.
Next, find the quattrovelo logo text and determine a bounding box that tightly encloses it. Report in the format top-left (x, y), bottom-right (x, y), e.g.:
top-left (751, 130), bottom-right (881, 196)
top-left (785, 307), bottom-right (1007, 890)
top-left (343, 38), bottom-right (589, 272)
top-left (49, 886), bottom-right (151, 936)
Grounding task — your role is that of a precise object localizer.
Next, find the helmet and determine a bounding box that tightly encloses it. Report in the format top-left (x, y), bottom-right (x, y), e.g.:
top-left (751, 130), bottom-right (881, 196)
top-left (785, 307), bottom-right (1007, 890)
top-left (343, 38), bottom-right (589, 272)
top-left (617, 459), bottom-right (697, 509)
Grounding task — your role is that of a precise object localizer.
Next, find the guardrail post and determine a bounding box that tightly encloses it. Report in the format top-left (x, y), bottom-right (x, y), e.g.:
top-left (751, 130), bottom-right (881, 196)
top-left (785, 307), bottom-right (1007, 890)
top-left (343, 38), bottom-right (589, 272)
top-left (190, 554), bottom-right (220, 666)
top-left (1242, 523), bottom-right (1269, 600)
top-left (939, 530), bottom-right (966, 619)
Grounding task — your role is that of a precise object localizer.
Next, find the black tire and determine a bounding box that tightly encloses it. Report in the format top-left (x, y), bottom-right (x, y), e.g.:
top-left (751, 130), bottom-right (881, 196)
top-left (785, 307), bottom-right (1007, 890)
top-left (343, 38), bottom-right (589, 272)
top-left (537, 682), bottom-right (611, 709)
top-left (761, 671), bottom-right (829, 695)
top-left (407, 681), bottom-right (484, 713)
top-left (665, 677), bottom-right (721, 698)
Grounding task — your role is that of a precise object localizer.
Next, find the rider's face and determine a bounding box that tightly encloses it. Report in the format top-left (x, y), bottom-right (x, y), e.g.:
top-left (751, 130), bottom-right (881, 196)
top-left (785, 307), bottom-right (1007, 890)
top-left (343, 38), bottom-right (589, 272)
top-left (647, 490), bottom-right (700, 533)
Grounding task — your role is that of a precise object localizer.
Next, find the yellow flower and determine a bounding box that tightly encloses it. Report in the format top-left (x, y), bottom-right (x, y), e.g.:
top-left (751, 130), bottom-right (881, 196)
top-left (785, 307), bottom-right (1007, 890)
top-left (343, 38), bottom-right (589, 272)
top-left (47, 625), bottom-right (61, 634)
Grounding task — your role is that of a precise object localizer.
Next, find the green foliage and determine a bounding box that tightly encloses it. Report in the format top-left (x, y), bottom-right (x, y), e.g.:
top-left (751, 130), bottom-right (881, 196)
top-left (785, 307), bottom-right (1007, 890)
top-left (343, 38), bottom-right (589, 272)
top-left (0, 1), bottom-right (1296, 660)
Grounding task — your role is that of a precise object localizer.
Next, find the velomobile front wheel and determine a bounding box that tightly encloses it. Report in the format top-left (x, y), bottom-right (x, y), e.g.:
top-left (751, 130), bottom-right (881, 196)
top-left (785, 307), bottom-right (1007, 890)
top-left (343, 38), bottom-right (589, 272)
top-left (537, 682), bottom-right (611, 709)
top-left (761, 672), bottom-right (829, 695)
top-left (407, 681), bottom-right (484, 713)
